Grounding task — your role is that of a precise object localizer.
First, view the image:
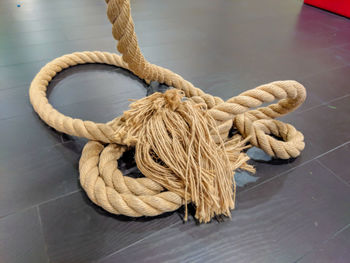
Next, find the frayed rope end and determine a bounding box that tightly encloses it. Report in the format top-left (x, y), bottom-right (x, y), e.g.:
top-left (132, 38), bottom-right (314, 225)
top-left (116, 89), bottom-right (253, 223)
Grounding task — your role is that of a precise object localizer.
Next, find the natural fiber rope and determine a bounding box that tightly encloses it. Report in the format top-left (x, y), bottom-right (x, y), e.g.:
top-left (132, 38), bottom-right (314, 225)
top-left (80, 141), bottom-right (183, 216)
top-left (29, 0), bottom-right (306, 221)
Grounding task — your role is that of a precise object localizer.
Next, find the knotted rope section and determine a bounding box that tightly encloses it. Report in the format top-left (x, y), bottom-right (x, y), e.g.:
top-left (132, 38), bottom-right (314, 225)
top-left (29, 0), bottom-right (306, 223)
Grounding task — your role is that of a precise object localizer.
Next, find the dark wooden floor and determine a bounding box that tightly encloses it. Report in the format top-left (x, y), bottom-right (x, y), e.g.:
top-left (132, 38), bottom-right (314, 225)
top-left (1, 0), bottom-right (350, 262)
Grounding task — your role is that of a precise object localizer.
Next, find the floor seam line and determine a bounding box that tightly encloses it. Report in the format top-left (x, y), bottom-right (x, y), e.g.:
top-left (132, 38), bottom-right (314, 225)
top-left (316, 159), bottom-right (350, 187)
top-left (97, 220), bottom-right (181, 262)
top-left (36, 206), bottom-right (51, 263)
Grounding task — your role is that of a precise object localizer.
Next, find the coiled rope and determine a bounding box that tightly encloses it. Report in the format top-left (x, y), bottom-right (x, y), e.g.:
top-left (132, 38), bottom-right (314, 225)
top-left (29, 0), bottom-right (306, 223)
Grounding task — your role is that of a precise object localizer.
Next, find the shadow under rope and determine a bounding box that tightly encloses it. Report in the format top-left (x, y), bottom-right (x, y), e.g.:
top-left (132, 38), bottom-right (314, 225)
top-left (235, 147), bottom-right (296, 188)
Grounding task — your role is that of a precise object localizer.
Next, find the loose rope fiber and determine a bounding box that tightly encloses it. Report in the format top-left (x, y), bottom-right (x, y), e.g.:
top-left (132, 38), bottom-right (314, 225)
top-left (29, 0), bottom-right (306, 222)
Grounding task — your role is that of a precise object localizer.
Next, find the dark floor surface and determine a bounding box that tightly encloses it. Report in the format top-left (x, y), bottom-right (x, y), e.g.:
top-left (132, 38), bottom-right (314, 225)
top-left (0, 0), bottom-right (350, 262)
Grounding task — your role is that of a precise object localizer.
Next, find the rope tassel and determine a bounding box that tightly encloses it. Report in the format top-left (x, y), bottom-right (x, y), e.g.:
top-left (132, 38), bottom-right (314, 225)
top-left (116, 90), bottom-right (246, 222)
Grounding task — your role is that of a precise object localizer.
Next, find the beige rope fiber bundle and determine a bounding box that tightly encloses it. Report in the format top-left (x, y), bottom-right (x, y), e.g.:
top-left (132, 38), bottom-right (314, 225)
top-left (29, 0), bottom-right (306, 223)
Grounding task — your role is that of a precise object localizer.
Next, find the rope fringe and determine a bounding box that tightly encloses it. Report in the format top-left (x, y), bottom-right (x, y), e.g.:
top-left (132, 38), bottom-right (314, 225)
top-left (117, 90), bottom-right (248, 222)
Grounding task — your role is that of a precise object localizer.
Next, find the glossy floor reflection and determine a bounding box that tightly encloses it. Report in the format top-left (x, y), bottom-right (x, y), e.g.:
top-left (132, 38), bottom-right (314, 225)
top-left (0, 0), bottom-right (349, 262)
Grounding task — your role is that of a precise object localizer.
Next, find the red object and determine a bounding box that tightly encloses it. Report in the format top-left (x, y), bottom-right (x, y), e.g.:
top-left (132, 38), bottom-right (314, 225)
top-left (304, 0), bottom-right (350, 18)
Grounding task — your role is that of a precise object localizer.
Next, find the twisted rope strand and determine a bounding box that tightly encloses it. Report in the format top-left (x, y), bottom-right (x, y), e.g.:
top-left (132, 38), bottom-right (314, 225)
top-left (28, 0), bottom-right (306, 221)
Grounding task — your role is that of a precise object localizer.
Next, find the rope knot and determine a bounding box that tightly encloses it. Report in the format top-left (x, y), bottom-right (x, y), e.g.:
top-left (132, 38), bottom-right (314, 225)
top-left (164, 89), bottom-right (185, 111)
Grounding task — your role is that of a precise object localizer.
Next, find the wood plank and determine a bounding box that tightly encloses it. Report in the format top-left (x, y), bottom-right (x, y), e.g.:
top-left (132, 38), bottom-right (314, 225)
top-left (99, 161), bottom-right (350, 263)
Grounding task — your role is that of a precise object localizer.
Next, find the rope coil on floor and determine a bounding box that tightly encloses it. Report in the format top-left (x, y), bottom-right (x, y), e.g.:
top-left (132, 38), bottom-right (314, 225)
top-left (29, 0), bottom-right (306, 223)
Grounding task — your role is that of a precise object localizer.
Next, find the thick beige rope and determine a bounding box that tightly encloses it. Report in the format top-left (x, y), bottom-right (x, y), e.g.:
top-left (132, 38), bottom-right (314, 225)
top-left (80, 141), bottom-right (183, 216)
top-left (29, 0), bottom-right (306, 222)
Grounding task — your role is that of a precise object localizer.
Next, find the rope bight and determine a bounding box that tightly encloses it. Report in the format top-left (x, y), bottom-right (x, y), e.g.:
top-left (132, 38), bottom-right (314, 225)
top-left (29, 0), bottom-right (306, 223)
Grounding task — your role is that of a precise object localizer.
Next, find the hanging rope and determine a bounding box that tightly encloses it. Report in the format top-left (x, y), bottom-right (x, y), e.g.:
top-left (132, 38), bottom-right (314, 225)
top-left (29, 0), bottom-right (306, 223)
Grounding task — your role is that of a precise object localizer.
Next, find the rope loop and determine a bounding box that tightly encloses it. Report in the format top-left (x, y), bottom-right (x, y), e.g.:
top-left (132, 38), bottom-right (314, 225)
top-left (235, 116), bottom-right (305, 159)
top-left (79, 141), bottom-right (183, 217)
